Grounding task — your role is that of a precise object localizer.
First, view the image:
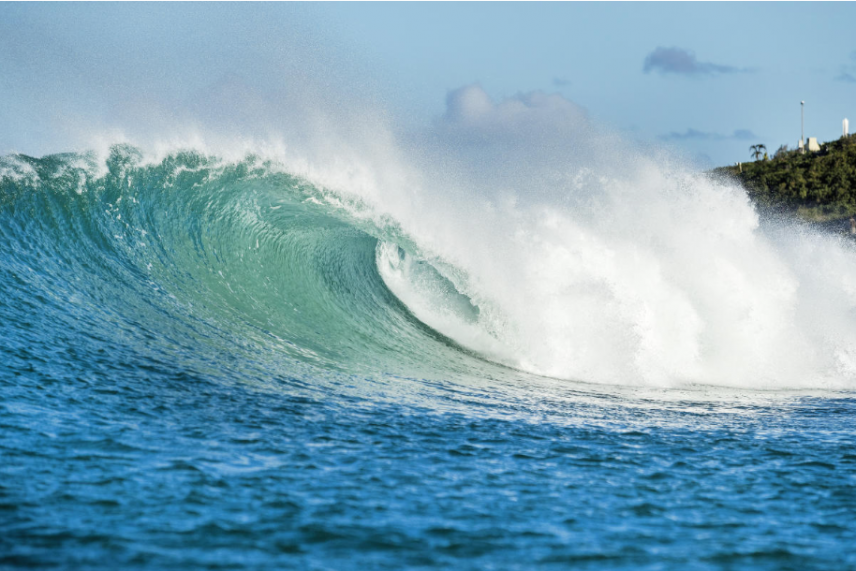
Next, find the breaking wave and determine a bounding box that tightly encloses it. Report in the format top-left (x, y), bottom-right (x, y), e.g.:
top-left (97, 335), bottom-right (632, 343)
top-left (2, 135), bottom-right (856, 391)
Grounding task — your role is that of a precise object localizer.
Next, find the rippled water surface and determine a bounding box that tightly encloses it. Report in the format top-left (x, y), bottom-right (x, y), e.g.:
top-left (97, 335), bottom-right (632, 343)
top-left (4, 368), bottom-right (856, 570)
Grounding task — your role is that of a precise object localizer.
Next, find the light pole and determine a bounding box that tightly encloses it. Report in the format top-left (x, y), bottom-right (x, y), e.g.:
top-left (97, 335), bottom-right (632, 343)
top-left (801, 100), bottom-right (805, 152)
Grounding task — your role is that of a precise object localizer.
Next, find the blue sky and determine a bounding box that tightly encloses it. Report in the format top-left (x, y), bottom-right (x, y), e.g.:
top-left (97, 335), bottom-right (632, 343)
top-left (2, 3), bottom-right (855, 167)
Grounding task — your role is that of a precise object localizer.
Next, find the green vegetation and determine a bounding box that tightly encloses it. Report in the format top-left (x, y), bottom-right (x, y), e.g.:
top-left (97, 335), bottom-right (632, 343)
top-left (714, 134), bottom-right (856, 222)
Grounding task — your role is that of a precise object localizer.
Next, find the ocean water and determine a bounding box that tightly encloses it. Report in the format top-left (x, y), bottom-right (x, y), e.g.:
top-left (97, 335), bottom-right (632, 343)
top-left (2, 146), bottom-right (856, 570)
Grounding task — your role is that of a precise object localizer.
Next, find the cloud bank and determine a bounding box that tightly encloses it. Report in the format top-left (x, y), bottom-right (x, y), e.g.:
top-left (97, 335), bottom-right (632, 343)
top-left (659, 128), bottom-right (758, 142)
top-left (440, 84), bottom-right (589, 137)
top-left (413, 84), bottom-right (650, 207)
top-left (643, 47), bottom-right (750, 77)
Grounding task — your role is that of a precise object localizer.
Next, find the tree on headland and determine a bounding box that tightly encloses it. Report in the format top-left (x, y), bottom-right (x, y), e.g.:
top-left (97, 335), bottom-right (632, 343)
top-left (750, 144), bottom-right (767, 161)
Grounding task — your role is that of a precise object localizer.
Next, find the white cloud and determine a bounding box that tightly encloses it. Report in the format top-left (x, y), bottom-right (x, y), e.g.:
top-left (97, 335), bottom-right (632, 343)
top-left (412, 84), bottom-right (652, 208)
top-left (437, 84), bottom-right (591, 147)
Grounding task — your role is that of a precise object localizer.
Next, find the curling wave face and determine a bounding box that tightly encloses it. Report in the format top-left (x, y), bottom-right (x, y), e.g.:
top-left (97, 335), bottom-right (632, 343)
top-left (0, 147), bottom-right (513, 404)
top-left (2, 144), bottom-right (856, 391)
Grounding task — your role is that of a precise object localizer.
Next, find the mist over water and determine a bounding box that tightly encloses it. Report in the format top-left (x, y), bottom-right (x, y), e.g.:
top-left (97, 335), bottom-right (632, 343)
top-left (4, 4), bottom-right (854, 392)
top-left (8, 76), bottom-right (856, 390)
top-left (359, 85), bottom-right (856, 389)
top-left (119, 80), bottom-right (855, 391)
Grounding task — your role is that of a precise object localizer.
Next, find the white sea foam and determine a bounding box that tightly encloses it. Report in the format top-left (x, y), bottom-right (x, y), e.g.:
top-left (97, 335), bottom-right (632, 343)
top-left (358, 86), bottom-right (856, 389)
top-left (63, 84), bottom-right (856, 389)
top-left (0, 155), bottom-right (39, 184)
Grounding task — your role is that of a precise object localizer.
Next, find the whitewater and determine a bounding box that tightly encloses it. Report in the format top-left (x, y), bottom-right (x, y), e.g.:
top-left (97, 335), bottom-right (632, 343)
top-left (2, 85), bottom-right (856, 569)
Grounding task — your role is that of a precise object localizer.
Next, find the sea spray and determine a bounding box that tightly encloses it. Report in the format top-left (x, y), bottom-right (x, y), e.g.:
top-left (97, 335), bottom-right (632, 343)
top-left (318, 85), bottom-right (856, 388)
top-left (4, 87), bottom-right (856, 390)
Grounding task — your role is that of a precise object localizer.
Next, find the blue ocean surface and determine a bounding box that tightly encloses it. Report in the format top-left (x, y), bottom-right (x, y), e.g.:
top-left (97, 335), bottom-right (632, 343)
top-left (1, 148), bottom-right (855, 570)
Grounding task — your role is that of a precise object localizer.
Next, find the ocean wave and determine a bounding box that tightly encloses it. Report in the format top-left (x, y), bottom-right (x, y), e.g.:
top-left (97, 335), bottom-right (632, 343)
top-left (2, 144), bottom-right (856, 390)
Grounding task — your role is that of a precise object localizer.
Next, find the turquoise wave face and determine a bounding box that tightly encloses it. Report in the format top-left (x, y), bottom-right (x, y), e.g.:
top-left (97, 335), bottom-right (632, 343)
top-left (0, 146), bottom-right (514, 405)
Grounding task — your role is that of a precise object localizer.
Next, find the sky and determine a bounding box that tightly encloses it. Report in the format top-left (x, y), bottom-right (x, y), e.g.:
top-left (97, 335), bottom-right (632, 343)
top-left (1, 2), bottom-right (855, 167)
